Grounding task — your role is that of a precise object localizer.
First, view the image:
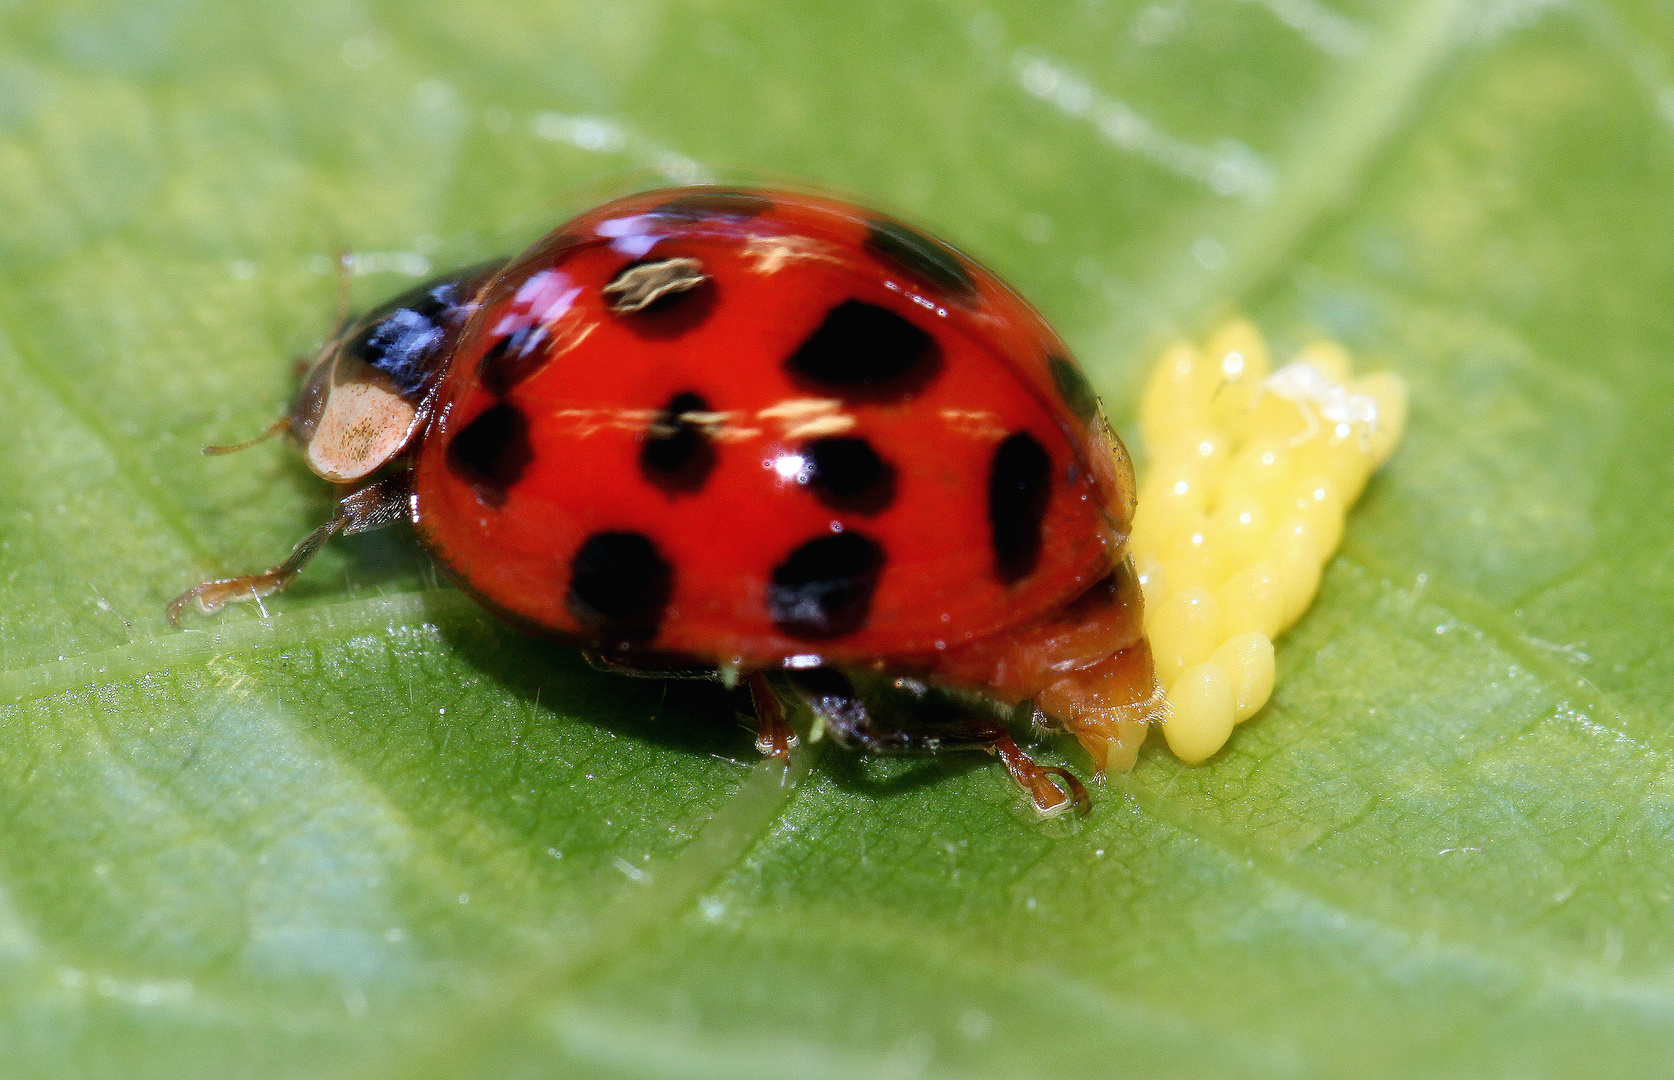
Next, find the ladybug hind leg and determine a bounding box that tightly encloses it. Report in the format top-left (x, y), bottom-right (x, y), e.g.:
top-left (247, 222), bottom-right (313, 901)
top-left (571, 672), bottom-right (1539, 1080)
top-left (167, 473), bottom-right (411, 624)
top-left (760, 669), bottom-right (1089, 816)
top-left (987, 731), bottom-right (1092, 818)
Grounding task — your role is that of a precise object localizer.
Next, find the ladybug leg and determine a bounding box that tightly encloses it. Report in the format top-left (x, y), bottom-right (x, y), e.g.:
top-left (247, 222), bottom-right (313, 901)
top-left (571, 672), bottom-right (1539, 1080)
top-left (984, 731), bottom-right (1091, 817)
top-left (167, 473), bottom-right (410, 624)
top-left (771, 669), bottom-right (1088, 815)
top-left (746, 673), bottom-right (798, 759)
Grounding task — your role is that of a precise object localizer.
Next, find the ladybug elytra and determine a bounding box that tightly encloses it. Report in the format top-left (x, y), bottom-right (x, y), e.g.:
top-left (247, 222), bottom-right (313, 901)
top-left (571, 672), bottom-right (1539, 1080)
top-left (172, 187), bottom-right (1163, 813)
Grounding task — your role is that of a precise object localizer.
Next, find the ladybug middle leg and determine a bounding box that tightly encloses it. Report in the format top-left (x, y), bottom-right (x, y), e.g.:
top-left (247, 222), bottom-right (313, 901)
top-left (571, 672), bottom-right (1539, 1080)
top-left (167, 473), bottom-right (411, 623)
top-left (761, 669), bottom-right (1089, 815)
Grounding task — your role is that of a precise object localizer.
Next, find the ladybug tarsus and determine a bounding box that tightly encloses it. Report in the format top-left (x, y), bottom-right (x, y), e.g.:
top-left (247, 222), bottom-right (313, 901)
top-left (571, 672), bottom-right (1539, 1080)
top-left (748, 673), bottom-right (798, 760)
top-left (989, 734), bottom-right (1091, 816)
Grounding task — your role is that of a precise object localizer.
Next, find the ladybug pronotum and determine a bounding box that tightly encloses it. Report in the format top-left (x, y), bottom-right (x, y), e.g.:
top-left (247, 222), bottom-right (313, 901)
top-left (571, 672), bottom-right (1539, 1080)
top-left (172, 186), bottom-right (1167, 813)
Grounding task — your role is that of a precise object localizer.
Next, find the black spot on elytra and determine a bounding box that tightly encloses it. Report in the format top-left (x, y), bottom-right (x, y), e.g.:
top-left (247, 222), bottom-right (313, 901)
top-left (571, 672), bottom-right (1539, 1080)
top-left (768, 532), bottom-right (886, 640)
top-left (652, 190), bottom-right (774, 220)
top-left (609, 256), bottom-right (717, 339)
top-left (447, 402), bottom-right (533, 507)
top-left (785, 300), bottom-right (939, 401)
top-left (640, 391), bottom-right (718, 494)
top-left (566, 532), bottom-right (673, 643)
top-left (478, 324), bottom-right (549, 394)
top-left (804, 437), bottom-right (896, 514)
top-left (988, 432), bottom-right (1051, 583)
top-left (1048, 355), bottom-right (1100, 424)
top-left (865, 219), bottom-right (977, 301)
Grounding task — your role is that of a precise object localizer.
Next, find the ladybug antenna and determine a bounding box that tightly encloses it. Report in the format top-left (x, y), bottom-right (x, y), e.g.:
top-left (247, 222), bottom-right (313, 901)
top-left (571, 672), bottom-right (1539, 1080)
top-left (332, 249), bottom-right (356, 329)
top-left (203, 417), bottom-right (290, 456)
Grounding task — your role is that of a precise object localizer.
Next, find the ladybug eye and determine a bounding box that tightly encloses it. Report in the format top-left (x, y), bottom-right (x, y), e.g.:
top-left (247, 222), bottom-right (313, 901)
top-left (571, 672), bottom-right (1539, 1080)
top-left (603, 257), bottom-right (708, 313)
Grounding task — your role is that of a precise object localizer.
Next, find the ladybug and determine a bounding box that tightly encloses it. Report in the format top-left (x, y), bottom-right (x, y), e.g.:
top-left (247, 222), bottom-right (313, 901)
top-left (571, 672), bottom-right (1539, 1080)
top-left (171, 187), bottom-right (1161, 813)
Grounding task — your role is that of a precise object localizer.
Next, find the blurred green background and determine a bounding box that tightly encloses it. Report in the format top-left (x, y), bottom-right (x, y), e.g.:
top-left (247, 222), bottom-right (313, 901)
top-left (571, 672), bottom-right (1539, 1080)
top-left (4, 0), bottom-right (1674, 1076)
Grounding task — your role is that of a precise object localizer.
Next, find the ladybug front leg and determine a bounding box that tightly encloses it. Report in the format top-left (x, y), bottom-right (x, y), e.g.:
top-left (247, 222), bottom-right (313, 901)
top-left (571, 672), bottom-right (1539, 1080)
top-left (167, 473), bottom-right (411, 624)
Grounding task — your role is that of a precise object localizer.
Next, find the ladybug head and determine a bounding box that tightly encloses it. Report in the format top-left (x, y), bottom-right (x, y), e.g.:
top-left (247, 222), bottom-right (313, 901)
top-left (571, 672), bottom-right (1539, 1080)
top-left (285, 260), bottom-right (505, 483)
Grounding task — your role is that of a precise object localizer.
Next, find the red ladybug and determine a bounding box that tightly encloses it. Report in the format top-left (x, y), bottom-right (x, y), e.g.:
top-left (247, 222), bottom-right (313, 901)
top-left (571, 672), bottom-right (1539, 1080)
top-left (172, 187), bottom-right (1160, 813)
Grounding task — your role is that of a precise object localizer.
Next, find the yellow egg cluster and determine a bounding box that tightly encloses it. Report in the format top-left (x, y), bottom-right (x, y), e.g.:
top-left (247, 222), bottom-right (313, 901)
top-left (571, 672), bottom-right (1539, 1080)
top-left (1128, 321), bottom-right (1406, 764)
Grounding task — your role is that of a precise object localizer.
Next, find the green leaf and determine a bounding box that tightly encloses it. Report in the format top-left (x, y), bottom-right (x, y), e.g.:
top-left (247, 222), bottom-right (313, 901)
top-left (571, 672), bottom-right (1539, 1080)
top-left (2, 0), bottom-right (1672, 1076)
